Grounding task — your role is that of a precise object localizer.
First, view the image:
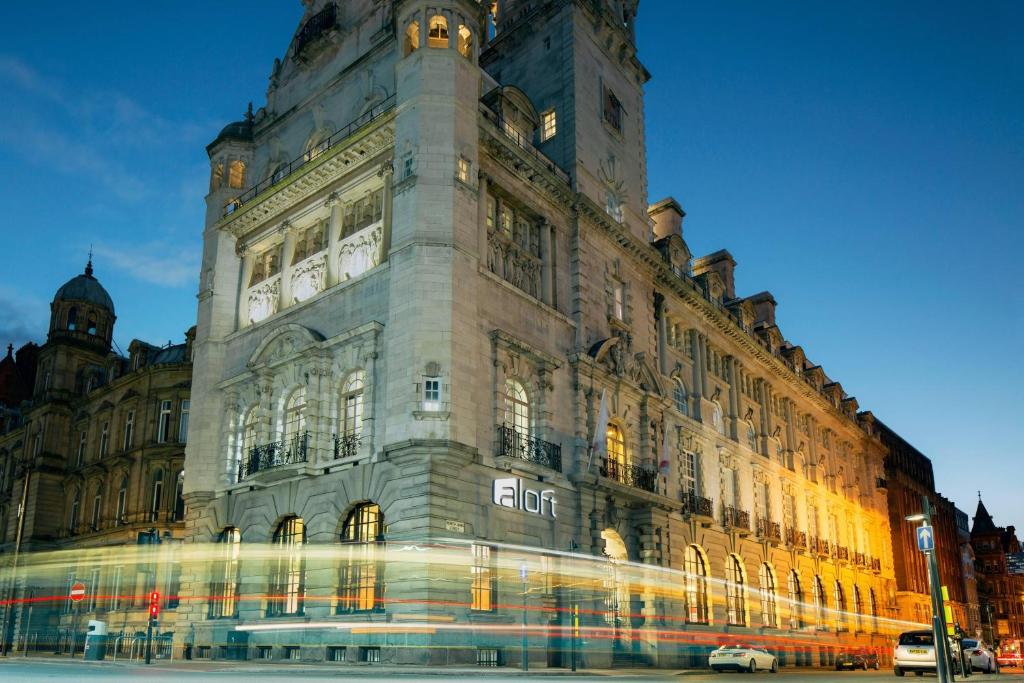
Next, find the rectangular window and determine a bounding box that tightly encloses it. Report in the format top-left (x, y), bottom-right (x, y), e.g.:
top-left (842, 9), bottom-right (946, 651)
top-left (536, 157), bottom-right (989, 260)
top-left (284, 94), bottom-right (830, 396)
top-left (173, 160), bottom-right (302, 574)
top-left (361, 647), bottom-right (380, 663)
top-left (486, 195), bottom-right (496, 230)
top-left (123, 410), bottom-right (134, 452)
top-left (756, 481), bottom-right (769, 522)
top-left (327, 646), bottom-right (346, 662)
top-left (612, 281), bottom-right (624, 320)
top-left (540, 109), bottom-right (557, 141)
top-left (178, 400), bottom-right (190, 443)
top-left (110, 566), bottom-right (123, 611)
top-left (783, 492), bottom-right (796, 533)
top-left (681, 451), bottom-right (697, 498)
top-left (456, 156), bottom-right (471, 184)
top-left (99, 422), bottom-right (109, 457)
top-left (284, 646), bottom-right (301, 661)
top-left (423, 378), bottom-right (441, 412)
top-left (77, 430), bottom-right (87, 466)
top-left (603, 85), bottom-right (623, 132)
top-left (807, 502), bottom-right (818, 539)
top-left (88, 566), bottom-right (101, 612)
top-left (500, 206), bottom-right (514, 238)
top-left (157, 400), bottom-right (172, 443)
top-left (471, 544), bottom-right (496, 611)
top-left (256, 646), bottom-right (273, 660)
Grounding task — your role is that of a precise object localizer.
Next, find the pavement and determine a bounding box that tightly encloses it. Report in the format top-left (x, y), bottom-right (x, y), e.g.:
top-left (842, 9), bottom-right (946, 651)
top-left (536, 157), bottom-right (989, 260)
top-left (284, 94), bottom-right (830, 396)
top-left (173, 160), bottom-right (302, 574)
top-left (1, 656), bottom-right (1023, 682)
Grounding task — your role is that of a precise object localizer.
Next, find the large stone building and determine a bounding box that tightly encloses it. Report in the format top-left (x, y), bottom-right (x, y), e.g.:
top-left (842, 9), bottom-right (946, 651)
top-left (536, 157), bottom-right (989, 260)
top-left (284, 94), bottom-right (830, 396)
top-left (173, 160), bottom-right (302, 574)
top-left (180, 0), bottom-right (900, 667)
top-left (0, 262), bottom-right (193, 653)
top-left (971, 498), bottom-right (1024, 644)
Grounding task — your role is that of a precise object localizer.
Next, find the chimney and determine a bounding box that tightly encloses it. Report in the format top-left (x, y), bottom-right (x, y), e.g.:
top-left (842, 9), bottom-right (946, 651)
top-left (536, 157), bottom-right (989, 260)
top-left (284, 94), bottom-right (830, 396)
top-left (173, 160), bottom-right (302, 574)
top-left (747, 291), bottom-right (777, 327)
top-left (692, 250), bottom-right (736, 300)
top-left (648, 197), bottom-right (685, 241)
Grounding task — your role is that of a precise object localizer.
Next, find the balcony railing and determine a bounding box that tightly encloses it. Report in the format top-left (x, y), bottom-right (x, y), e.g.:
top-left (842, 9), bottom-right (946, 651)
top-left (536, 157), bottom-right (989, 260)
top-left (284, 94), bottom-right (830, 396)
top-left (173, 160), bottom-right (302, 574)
top-left (810, 536), bottom-right (830, 556)
top-left (238, 431), bottom-right (308, 480)
top-left (600, 458), bottom-right (658, 494)
top-left (333, 432), bottom-right (361, 460)
top-left (681, 491), bottom-right (714, 518)
top-left (785, 527), bottom-right (807, 548)
top-left (855, 552), bottom-right (866, 567)
top-left (722, 505), bottom-right (751, 531)
top-left (870, 557), bottom-right (881, 572)
top-left (756, 518), bottom-right (782, 542)
top-left (836, 545), bottom-right (850, 561)
top-left (223, 95), bottom-right (396, 217)
top-left (497, 424), bottom-right (562, 472)
top-left (294, 3), bottom-right (337, 56)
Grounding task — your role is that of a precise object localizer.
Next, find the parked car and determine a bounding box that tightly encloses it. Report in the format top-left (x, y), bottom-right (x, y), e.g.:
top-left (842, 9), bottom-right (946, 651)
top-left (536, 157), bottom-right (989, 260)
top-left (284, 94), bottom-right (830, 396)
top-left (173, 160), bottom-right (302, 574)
top-left (997, 649), bottom-right (1023, 668)
top-left (836, 649), bottom-right (880, 670)
top-left (961, 638), bottom-right (999, 673)
top-left (894, 630), bottom-right (936, 677)
top-left (708, 643), bottom-right (779, 673)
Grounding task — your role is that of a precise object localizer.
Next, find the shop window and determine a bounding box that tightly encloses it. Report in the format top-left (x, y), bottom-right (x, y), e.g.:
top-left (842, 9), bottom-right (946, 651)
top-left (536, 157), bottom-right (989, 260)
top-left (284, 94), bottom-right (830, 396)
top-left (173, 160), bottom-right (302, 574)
top-left (471, 543), bottom-right (497, 611)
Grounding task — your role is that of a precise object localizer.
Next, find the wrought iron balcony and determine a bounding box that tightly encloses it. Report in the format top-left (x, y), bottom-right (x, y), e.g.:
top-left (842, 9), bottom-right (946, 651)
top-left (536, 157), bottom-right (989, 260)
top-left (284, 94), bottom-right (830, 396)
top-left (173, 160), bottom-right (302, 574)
top-left (810, 536), bottom-right (830, 556)
top-left (600, 458), bottom-right (658, 493)
top-left (836, 545), bottom-right (850, 561)
top-left (722, 505), bottom-right (751, 531)
top-left (333, 432), bottom-right (361, 460)
top-left (497, 424), bottom-right (562, 472)
top-left (756, 518), bottom-right (782, 542)
top-left (238, 431), bottom-right (308, 480)
top-left (785, 527), bottom-right (808, 548)
top-left (855, 552), bottom-right (866, 567)
top-left (294, 3), bottom-right (337, 56)
top-left (681, 491), bottom-right (714, 518)
top-left (871, 557), bottom-right (881, 572)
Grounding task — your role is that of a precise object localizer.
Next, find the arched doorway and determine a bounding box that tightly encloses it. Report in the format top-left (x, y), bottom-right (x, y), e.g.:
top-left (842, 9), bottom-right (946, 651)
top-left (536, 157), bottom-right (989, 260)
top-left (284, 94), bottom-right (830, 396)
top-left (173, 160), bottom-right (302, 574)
top-left (601, 528), bottom-right (633, 664)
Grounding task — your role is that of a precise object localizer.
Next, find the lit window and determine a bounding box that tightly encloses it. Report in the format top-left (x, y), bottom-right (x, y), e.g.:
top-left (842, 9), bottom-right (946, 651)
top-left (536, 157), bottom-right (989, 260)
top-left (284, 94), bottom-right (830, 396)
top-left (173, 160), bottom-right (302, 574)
top-left (471, 544), bottom-right (496, 611)
top-left (540, 109), bottom-right (557, 141)
top-left (503, 379), bottom-right (529, 438)
top-left (341, 372), bottom-right (365, 439)
top-left (228, 160), bottom-right (246, 189)
top-left (209, 527), bottom-right (241, 618)
top-left (612, 281), bottom-right (624, 320)
top-left (456, 156), bottom-right (471, 184)
top-left (759, 563), bottom-right (778, 628)
top-left (338, 503), bottom-right (385, 613)
top-left (725, 554), bottom-right (746, 626)
top-left (684, 545), bottom-right (708, 623)
top-left (604, 424), bottom-right (627, 483)
top-left (268, 517), bottom-right (305, 616)
top-left (428, 15), bottom-right (449, 48)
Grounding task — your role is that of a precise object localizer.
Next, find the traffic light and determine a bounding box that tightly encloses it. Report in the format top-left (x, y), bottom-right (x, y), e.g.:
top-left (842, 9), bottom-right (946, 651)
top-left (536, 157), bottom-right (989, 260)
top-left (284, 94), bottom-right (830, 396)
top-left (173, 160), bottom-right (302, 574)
top-left (148, 590), bottom-right (160, 620)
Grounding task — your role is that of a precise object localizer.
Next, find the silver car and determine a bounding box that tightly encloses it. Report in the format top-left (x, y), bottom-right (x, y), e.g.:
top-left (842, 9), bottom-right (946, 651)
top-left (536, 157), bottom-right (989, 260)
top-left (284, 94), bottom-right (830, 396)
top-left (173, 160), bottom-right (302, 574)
top-left (961, 638), bottom-right (999, 674)
top-left (894, 630), bottom-right (936, 677)
top-left (708, 643), bottom-right (779, 673)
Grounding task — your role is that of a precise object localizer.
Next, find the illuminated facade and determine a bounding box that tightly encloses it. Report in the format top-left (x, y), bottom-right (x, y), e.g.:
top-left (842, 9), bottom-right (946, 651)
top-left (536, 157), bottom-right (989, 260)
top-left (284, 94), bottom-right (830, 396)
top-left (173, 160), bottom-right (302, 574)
top-left (0, 262), bottom-right (193, 652)
top-left (972, 499), bottom-right (1024, 642)
top-left (181, 0), bottom-right (900, 667)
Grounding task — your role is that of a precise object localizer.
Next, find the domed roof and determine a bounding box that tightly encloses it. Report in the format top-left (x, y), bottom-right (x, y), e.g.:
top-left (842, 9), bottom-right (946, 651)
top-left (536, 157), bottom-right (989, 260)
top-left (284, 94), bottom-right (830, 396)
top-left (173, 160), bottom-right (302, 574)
top-left (207, 104), bottom-right (255, 153)
top-left (54, 260), bottom-right (115, 314)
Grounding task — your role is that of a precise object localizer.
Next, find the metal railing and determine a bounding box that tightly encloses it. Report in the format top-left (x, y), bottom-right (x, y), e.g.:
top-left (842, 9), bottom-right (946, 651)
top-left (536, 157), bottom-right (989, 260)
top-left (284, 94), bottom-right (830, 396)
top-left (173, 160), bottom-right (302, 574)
top-left (756, 517), bottom-right (782, 541)
top-left (479, 106), bottom-right (571, 184)
top-left (681, 491), bottom-right (714, 517)
top-left (785, 527), bottom-right (807, 548)
top-left (836, 545), bottom-right (850, 561)
top-left (722, 505), bottom-right (751, 530)
top-left (238, 431), bottom-right (309, 480)
top-left (870, 557), bottom-right (882, 572)
top-left (333, 432), bottom-right (361, 460)
top-left (223, 95), bottom-right (396, 217)
top-left (294, 3), bottom-right (337, 55)
top-left (599, 458), bottom-right (658, 493)
top-left (496, 424), bottom-right (562, 472)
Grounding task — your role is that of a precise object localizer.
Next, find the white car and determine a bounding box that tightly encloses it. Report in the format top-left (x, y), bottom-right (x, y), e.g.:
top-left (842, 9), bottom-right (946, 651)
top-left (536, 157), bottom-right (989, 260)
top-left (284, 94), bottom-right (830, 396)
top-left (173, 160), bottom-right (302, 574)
top-left (961, 639), bottom-right (999, 674)
top-left (894, 630), bottom-right (936, 677)
top-left (708, 643), bottom-right (779, 673)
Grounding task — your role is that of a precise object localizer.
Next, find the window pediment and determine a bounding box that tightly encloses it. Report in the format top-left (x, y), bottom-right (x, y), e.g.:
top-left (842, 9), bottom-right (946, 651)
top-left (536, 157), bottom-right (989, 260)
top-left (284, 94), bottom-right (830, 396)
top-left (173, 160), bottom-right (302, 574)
top-left (248, 324), bottom-right (325, 368)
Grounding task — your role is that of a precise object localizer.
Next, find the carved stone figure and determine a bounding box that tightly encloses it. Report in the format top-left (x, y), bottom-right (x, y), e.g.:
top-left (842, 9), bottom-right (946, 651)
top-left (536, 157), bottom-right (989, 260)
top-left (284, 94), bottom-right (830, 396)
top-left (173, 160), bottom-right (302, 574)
top-left (248, 278), bottom-right (280, 324)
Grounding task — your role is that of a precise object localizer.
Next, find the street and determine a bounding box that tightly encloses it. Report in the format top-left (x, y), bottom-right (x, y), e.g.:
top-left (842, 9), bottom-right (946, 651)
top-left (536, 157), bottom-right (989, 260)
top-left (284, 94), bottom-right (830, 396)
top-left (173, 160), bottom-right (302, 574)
top-left (1, 658), bottom-right (1024, 682)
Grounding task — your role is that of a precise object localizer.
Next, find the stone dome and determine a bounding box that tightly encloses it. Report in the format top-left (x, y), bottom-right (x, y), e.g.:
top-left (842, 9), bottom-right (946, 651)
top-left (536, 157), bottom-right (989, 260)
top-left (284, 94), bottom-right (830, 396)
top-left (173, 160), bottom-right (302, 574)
top-left (54, 261), bottom-right (115, 314)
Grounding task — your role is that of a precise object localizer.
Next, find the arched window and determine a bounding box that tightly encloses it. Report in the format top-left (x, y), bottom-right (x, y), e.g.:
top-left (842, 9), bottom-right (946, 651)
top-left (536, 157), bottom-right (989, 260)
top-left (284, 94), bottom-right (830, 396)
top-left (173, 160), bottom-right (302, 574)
top-left (427, 15), bottom-right (449, 48)
top-left (711, 402), bottom-right (724, 434)
top-left (672, 379), bottom-right (688, 415)
top-left (834, 580), bottom-right (847, 631)
top-left (87, 318), bottom-right (97, 335)
top-left (503, 379), bottom-right (529, 438)
top-left (268, 516), bottom-right (305, 616)
top-left (67, 307), bottom-right (78, 331)
top-left (340, 372), bottom-right (365, 439)
top-left (683, 545), bottom-right (709, 624)
top-left (853, 585), bottom-right (864, 632)
top-left (91, 485), bottom-right (103, 531)
top-left (725, 554), bottom-right (746, 625)
top-left (172, 470), bottom-right (185, 522)
top-left (69, 491), bottom-right (80, 534)
top-left (457, 24), bottom-right (473, 57)
top-left (227, 160), bottom-right (246, 189)
top-left (241, 407), bottom-right (258, 456)
top-left (403, 20), bottom-right (420, 56)
top-left (746, 422), bottom-right (758, 451)
top-left (787, 570), bottom-right (803, 629)
top-left (337, 502), bottom-right (384, 613)
top-left (604, 423), bottom-right (627, 482)
top-left (210, 161), bottom-right (224, 191)
top-left (758, 563), bottom-right (778, 627)
top-left (283, 388), bottom-right (306, 442)
top-left (209, 527), bottom-right (241, 618)
top-left (116, 475), bottom-right (128, 524)
top-left (812, 575), bottom-right (826, 630)
top-left (149, 469), bottom-right (163, 522)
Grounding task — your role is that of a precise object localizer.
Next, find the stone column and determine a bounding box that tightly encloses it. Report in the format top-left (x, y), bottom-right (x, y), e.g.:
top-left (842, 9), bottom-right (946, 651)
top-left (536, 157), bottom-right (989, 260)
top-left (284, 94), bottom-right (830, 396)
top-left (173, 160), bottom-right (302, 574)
top-left (477, 173), bottom-right (489, 267)
top-left (726, 358), bottom-right (739, 440)
top-left (223, 391), bottom-right (240, 486)
top-left (278, 222), bottom-right (296, 310)
top-left (419, 6), bottom-right (427, 48)
top-left (655, 293), bottom-right (668, 376)
top-left (380, 162), bottom-right (394, 260)
top-left (540, 219), bottom-right (553, 305)
top-left (237, 248), bottom-right (254, 329)
top-left (444, 10), bottom-right (455, 50)
top-left (326, 193), bottom-right (341, 286)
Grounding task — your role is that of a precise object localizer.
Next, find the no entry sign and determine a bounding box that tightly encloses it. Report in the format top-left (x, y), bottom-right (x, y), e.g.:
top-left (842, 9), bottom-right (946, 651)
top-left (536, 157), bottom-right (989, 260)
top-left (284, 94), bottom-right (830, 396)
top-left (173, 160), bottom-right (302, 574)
top-left (69, 582), bottom-right (86, 602)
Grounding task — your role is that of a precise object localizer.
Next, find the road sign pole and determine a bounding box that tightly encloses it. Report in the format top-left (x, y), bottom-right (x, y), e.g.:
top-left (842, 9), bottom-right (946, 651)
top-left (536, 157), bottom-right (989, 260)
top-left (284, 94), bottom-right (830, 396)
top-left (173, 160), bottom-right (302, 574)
top-left (921, 496), bottom-right (953, 683)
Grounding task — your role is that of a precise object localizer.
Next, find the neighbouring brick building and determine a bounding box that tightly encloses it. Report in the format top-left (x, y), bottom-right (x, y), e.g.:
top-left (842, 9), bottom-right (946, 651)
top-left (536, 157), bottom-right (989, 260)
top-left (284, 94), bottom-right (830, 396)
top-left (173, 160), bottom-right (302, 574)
top-left (972, 498), bottom-right (1024, 643)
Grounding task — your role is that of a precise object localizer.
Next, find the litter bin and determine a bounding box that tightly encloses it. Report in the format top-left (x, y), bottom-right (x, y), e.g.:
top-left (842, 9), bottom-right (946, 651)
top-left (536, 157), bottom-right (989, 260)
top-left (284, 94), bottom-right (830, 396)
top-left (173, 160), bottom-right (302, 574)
top-left (83, 620), bottom-right (108, 661)
top-left (224, 630), bottom-right (249, 660)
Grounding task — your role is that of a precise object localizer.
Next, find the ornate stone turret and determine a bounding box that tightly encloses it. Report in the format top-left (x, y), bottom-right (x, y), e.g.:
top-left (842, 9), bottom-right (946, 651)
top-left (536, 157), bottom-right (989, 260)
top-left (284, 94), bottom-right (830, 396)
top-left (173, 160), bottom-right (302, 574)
top-left (47, 258), bottom-right (116, 351)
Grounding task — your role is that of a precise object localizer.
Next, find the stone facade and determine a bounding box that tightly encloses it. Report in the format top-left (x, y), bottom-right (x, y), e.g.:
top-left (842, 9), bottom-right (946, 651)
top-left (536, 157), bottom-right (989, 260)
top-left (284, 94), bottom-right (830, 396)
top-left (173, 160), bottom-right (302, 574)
top-left (178, 0), bottom-right (904, 668)
top-left (0, 262), bottom-right (193, 654)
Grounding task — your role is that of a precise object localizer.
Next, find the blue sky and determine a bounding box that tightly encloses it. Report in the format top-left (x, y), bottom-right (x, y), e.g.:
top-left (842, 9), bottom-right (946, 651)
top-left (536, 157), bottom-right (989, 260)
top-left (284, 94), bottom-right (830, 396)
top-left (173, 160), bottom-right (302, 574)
top-left (0, 2), bottom-right (1020, 526)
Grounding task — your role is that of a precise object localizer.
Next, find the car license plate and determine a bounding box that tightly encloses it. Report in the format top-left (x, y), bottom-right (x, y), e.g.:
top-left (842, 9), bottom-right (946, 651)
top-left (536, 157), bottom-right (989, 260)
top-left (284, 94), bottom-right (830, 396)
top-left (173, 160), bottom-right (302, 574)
top-left (909, 649), bottom-right (928, 654)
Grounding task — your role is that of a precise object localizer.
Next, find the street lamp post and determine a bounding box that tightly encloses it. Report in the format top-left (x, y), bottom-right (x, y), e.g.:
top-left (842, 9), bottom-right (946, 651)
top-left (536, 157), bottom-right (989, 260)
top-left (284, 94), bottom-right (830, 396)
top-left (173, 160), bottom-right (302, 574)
top-left (907, 495), bottom-right (953, 683)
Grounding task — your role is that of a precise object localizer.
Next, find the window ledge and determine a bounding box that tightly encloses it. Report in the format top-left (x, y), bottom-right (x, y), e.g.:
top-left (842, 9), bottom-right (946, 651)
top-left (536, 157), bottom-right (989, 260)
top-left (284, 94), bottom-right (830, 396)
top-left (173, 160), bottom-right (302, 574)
top-left (413, 410), bottom-right (450, 421)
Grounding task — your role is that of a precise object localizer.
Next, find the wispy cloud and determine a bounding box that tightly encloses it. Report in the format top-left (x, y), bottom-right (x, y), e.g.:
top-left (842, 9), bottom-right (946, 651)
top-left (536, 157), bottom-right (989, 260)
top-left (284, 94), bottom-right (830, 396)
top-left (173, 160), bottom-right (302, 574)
top-left (93, 243), bottom-right (200, 288)
top-left (0, 287), bottom-right (48, 348)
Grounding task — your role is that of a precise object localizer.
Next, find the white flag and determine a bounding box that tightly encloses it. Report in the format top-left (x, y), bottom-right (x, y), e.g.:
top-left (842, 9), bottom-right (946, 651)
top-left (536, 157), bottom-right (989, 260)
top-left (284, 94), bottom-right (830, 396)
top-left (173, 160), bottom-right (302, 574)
top-left (587, 389), bottom-right (609, 472)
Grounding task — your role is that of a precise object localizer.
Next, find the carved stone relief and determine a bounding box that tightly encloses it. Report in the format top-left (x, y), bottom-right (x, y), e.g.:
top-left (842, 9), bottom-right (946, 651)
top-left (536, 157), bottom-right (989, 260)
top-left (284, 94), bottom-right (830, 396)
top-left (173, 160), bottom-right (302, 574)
top-left (248, 276), bottom-right (280, 324)
top-left (291, 254), bottom-right (326, 303)
top-left (337, 224), bottom-right (382, 281)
